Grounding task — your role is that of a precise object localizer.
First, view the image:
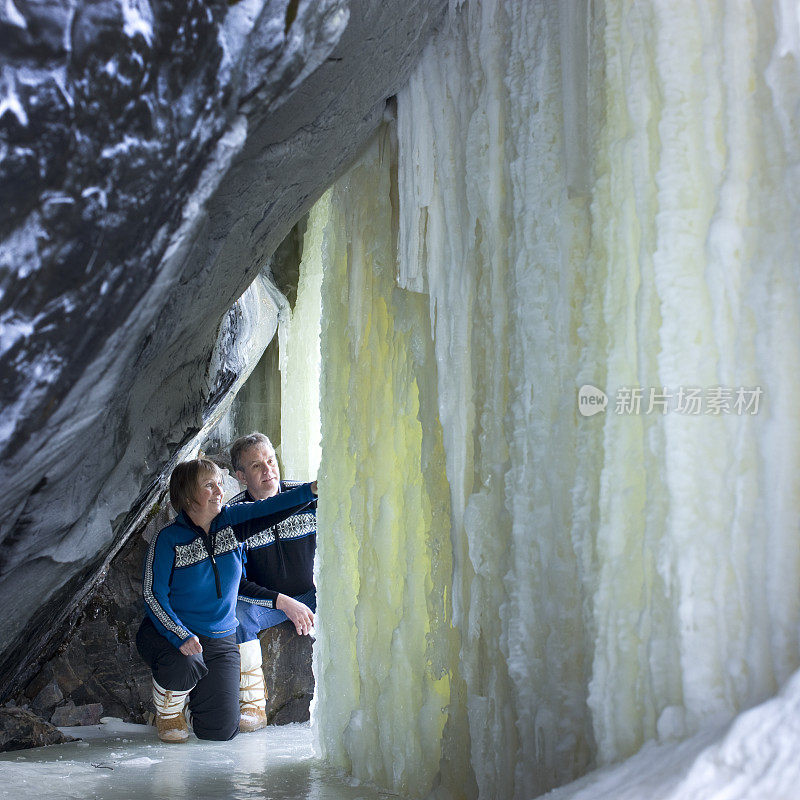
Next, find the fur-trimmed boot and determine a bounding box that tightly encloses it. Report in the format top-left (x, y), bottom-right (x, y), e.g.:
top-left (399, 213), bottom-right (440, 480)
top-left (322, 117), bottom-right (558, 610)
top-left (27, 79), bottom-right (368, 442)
top-left (239, 639), bottom-right (268, 732)
top-left (152, 678), bottom-right (190, 743)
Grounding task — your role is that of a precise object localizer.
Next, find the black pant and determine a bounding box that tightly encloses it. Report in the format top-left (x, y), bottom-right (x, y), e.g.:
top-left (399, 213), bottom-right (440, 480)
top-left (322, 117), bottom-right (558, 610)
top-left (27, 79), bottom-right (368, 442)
top-left (136, 617), bottom-right (241, 741)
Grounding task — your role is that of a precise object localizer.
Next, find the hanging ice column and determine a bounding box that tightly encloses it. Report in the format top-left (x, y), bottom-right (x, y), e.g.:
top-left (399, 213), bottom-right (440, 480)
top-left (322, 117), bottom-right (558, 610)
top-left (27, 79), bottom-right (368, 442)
top-left (309, 1), bottom-right (800, 798)
top-left (279, 196), bottom-right (325, 478)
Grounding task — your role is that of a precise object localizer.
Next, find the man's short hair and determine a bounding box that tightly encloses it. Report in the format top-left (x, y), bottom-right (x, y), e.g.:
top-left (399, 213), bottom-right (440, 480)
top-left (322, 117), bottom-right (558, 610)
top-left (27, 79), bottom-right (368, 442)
top-left (169, 458), bottom-right (222, 514)
top-left (230, 432), bottom-right (274, 473)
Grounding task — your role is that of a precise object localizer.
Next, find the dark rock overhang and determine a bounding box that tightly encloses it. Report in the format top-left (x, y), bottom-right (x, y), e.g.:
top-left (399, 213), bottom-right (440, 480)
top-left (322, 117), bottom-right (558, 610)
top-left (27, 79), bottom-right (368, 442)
top-left (0, 0), bottom-right (447, 698)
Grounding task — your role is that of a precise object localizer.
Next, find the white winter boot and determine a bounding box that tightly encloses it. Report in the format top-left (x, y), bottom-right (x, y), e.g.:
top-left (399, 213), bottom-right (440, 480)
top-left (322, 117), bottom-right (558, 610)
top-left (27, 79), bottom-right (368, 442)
top-left (152, 678), bottom-right (190, 743)
top-left (239, 639), bottom-right (268, 732)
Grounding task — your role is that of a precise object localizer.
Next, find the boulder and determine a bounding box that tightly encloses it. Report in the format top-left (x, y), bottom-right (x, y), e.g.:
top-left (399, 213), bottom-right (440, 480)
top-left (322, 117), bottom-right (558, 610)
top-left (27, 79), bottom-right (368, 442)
top-left (50, 701), bottom-right (104, 727)
top-left (19, 502), bottom-right (172, 724)
top-left (29, 679), bottom-right (63, 719)
top-left (260, 621), bottom-right (315, 724)
top-left (0, 707), bottom-right (76, 752)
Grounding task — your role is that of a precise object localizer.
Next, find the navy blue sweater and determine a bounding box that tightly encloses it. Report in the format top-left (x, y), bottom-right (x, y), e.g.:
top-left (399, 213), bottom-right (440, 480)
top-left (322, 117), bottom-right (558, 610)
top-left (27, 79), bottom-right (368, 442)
top-left (142, 483), bottom-right (315, 648)
top-left (233, 481), bottom-right (317, 607)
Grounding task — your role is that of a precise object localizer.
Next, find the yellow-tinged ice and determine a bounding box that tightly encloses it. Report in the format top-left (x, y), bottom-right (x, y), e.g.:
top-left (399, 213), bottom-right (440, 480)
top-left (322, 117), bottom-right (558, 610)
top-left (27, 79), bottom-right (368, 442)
top-left (312, 129), bottom-right (460, 798)
top-left (304, 1), bottom-right (800, 798)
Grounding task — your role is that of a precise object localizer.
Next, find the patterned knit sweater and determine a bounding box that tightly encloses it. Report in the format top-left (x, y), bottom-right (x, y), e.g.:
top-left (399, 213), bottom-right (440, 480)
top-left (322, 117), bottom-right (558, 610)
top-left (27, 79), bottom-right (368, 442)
top-left (232, 480), bottom-right (318, 607)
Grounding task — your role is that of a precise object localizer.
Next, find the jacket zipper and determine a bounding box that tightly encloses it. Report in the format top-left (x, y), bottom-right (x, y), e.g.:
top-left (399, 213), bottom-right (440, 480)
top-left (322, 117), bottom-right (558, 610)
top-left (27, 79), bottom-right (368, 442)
top-left (201, 530), bottom-right (222, 599)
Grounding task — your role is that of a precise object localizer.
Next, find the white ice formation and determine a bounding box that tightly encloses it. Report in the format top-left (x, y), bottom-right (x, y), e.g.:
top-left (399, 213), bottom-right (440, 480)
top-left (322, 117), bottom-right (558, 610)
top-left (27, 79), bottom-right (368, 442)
top-left (278, 195), bottom-right (325, 480)
top-left (292, 0), bottom-right (800, 798)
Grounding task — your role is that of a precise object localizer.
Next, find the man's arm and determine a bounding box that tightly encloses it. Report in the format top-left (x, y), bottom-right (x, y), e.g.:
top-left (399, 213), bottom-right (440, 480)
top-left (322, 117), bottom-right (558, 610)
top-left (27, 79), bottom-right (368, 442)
top-left (237, 561), bottom-right (314, 636)
top-left (275, 593), bottom-right (315, 636)
top-left (237, 573), bottom-right (279, 609)
top-left (219, 483), bottom-right (317, 541)
top-left (237, 582), bottom-right (314, 636)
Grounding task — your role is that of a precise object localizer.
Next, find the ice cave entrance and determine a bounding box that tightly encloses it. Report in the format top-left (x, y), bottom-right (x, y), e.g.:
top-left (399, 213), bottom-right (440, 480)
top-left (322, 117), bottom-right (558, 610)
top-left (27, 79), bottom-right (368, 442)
top-left (209, 208), bottom-right (323, 484)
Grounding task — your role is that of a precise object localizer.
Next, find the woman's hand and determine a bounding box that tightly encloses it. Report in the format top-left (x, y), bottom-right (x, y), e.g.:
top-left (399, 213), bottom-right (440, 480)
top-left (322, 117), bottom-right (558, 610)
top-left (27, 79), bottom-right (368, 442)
top-left (179, 635), bottom-right (203, 656)
top-left (310, 480), bottom-right (318, 496)
top-left (276, 594), bottom-right (315, 636)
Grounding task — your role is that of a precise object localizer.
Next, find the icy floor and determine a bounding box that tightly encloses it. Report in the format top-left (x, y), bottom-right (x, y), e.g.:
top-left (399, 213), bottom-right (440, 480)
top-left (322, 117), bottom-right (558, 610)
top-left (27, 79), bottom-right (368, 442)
top-left (0, 720), bottom-right (399, 800)
top-left (4, 669), bottom-right (800, 800)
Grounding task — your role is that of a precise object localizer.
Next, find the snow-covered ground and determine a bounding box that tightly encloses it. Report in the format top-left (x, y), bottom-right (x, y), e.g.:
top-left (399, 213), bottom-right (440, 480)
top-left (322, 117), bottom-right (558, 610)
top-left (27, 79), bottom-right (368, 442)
top-left (546, 668), bottom-right (800, 800)
top-left (0, 720), bottom-right (393, 800)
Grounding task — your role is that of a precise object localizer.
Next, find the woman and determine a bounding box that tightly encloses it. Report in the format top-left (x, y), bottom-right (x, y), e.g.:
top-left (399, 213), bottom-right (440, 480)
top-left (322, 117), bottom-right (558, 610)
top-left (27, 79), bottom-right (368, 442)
top-left (135, 457), bottom-right (317, 743)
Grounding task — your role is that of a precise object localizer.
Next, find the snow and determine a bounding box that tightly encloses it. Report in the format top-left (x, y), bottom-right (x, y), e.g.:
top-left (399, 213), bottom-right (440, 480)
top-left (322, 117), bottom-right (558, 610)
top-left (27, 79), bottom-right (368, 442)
top-left (0, 719), bottom-right (395, 800)
top-left (100, 136), bottom-right (159, 160)
top-left (120, 0), bottom-right (154, 46)
top-left (3, 0), bottom-right (27, 30)
top-left (0, 312), bottom-right (34, 358)
top-left (216, 0), bottom-right (270, 91)
top-left (0, 69), bottom-right (27, 127)
top-left (545, 667), bottom-right (800, 800)
top-left (80, 187), bottom-right (108, 209)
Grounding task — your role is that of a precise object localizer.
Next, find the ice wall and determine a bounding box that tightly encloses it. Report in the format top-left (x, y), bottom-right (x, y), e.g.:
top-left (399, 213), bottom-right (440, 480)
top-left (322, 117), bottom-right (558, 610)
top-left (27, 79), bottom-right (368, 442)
top-left (310, 1), bottom-right (800, 798)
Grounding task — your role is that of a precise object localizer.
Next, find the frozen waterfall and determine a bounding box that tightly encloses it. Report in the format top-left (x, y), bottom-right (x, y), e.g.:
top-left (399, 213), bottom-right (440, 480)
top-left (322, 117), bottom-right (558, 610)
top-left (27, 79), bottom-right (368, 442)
top-left (299, 1), bottom-right (800, 798)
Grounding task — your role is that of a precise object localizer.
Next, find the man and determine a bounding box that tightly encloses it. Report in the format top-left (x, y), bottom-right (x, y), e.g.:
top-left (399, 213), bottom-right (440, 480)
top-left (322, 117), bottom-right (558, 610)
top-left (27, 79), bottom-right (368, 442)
top-left (229, 432), bottom-right (317, 732)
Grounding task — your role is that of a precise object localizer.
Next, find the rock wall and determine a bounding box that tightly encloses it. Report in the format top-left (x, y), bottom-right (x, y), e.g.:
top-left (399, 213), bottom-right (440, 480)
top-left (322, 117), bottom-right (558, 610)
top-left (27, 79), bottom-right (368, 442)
top-left (18, 506), bottom-right (160, 727)
top-left (0, 0), bottom-right (447, 698)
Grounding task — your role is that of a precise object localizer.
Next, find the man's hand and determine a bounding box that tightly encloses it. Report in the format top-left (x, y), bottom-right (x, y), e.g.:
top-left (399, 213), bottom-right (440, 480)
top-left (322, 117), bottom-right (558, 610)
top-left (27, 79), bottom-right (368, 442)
top-left (276, 594), bottom-right (315, 636)
top-left (179, 635), bottom-right (203, 656)
top-left (310, 480), bottom-right (318, 496)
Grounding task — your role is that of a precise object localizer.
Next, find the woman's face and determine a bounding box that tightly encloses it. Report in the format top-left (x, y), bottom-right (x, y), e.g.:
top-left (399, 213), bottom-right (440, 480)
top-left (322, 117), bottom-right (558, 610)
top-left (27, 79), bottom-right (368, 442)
top-left (193, 472), bottom-right (224, 518)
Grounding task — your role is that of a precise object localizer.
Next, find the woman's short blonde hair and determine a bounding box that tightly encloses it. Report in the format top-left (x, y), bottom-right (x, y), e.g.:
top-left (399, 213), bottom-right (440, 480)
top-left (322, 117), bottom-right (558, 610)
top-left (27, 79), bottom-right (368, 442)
top-left (169, 458), bottom-right (222, 514)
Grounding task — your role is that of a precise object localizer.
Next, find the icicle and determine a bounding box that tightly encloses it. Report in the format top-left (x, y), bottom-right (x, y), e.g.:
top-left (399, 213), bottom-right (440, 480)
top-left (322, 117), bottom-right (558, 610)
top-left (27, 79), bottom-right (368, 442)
top-left (279, 194), bottom-right (326, 479)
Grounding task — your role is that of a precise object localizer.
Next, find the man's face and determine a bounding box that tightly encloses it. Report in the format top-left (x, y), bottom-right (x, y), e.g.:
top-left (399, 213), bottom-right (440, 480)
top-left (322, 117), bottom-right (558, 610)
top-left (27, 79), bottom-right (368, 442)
top-left (236, 443), bottom-right (280, 500)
